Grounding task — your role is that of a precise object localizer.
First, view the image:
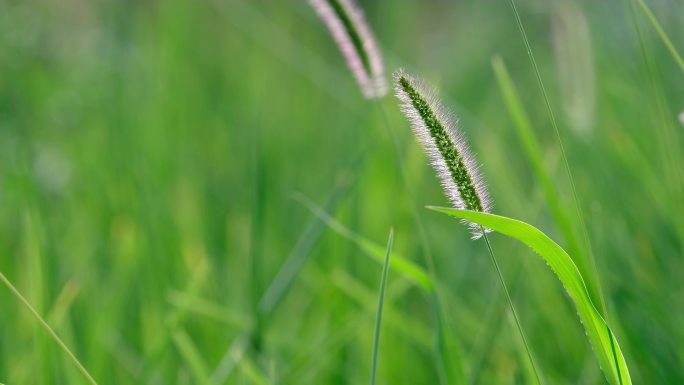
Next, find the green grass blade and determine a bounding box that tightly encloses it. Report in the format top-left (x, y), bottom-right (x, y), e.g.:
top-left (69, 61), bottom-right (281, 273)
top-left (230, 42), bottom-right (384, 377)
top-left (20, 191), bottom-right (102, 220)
top-left (259, 175), bottom-right (354, 315)
top-left (167, 291), bottom-right (251, 328)
top-left (491, 56), bottom-right (604, 312)
top-left (427, 207), bottom-right (632, 385)
top-left (433, 295), bottom-right (466, 385)
top-left (502, 0), bottom-right (607, 318)
top-left (633, 0), bottom-right (684, 73)
top-left (376, 98), bottom-right (466, 385)
top-left (482, 230), bottom-right (542, 385)
top-left (0, 271), bottom-right (99, 385)
top-left (295, 194), bottom-right (466, 383)
top-left (293, 193), bottom-right (433, 292)
top-left (172, 328), bottom-right (210, 383)
top-left (370, 228), bottom-right (393, 385)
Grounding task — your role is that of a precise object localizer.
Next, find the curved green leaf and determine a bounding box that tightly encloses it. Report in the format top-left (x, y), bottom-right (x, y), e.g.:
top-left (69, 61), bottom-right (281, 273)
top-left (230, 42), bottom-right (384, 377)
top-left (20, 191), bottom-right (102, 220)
top-left (428, 207), bottom-right (631, 385)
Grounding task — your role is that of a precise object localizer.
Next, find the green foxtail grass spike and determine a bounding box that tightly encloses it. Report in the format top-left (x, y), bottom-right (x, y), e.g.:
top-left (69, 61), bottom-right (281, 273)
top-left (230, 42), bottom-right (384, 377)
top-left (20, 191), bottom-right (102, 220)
top-left (394, 70), bottom-right (543, 384)
top-left (393, 70), bottom-right (491, 238)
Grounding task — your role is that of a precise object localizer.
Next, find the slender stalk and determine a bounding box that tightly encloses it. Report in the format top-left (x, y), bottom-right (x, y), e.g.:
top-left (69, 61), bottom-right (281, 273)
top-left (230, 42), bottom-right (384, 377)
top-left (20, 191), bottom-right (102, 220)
top-left (249, 112), bottom-right (265, 356)
top-left (0, 271), bottom-right (99, 385)
top-left (375, 100), bottom-right (437, 276)
top-left (370, 229), bottom-right (393, 385)
top-left (633, 0), bottom-right (684, 73)
top-left (504, 0), bottom-right (606, 315)
top-left (503, 3), bottom-right (624, 382)
top-left (375, 99), bottom-right (464, 385)
top-left (480, 230), bottom-right (542, 385)
top-left (626, 0), bottom-right (684, 244)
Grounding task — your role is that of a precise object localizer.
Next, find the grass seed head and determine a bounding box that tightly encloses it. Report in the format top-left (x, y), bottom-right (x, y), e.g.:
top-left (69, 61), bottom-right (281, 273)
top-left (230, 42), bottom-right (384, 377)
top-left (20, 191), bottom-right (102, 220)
top-left (394, 70), bottom-right (491, 238)
top-left (309, 0), bottom-right (387, 99)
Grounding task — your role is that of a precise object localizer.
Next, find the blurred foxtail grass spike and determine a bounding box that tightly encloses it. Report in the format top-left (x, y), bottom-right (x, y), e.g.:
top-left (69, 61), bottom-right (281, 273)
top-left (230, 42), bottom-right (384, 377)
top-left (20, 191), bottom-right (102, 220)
top-left (393, 70), bottom-right (491, 238)
top-left (309, 0), bottom-right (387, 98)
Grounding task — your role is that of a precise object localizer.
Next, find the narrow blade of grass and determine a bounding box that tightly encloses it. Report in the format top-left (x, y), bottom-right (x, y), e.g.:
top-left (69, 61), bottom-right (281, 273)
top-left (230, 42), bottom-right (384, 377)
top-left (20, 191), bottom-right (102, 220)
top-left (331, 268), bottom-right (431, 349)
top-left (260, 137), bottom-right (375, 315)
top-left (167, 291), bottom-right (251, 329)
top-left (491, 56), bottom-right (603, 312)
top-left (370, 228), bottom-right (393, 385)
top-left (503, 0), bottom-right (608, 329)
top-left (377, 97), bottom-right (467, 385)
top-left (433, 295), bottom-right (467, 385)
top-left (293, 192), bottom-right (433, 292)
top-left (428, 207), bottom-right (632, 385)
top-left (482, 229), bottom-right (543, 385)
top-left (238, 354), bottom-right (271, 385)
top-left (209, 334), bottom-right (251, 385)
top-left (0, 271), bottom-right (99, 385)
top-left (259, 175), bottom-right (354, 315)
top-left (295, 194), bottom-right (467, 383)
top-left (633, 0), bottom-right (684, 73)
top-left (172, 328), bottom-right (210, 383)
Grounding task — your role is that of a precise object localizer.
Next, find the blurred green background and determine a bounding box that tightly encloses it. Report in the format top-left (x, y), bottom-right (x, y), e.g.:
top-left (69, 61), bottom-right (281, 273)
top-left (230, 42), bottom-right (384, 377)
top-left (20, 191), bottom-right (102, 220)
top-left (1, 0), bottom-right (683, 384)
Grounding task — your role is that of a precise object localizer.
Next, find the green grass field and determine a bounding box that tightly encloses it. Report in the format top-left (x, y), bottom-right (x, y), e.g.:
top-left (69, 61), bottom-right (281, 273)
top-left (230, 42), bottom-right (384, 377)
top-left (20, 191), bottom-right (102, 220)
top-left (1, 0), bottom-right (683, 384)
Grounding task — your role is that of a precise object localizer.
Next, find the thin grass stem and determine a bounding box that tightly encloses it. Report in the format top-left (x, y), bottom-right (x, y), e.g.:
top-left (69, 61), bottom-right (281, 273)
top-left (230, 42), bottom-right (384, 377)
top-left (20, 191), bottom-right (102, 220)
top-left (503, 3), bottom-right (626, 381)
top-left (370, 228), bottom-right (393, 385)
top-left (0, 271), bottom-right (99, 385)
top-left (480, 230), bottom-right (542, 385)
top-left (633, 0), bottom-right (684, 73)
top-left (375, 99), bottom-right (465, 385)
top-left (626, 0), bottom-right (684, 242)
top-left (504, 0), bottom-right (606, 315)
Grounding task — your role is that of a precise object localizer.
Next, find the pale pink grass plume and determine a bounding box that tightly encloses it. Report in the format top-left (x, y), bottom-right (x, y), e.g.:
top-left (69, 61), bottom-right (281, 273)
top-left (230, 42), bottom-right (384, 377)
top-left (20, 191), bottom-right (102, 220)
top-left (309, 0), bottom-right (387, 98)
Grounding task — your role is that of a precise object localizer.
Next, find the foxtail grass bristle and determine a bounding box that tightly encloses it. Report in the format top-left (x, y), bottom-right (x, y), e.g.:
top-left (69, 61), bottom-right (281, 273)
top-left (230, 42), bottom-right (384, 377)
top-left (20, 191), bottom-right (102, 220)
top-left (393, 70), bottom-right (491, 238)
top-left (309, 0), bottom-right (387, 99)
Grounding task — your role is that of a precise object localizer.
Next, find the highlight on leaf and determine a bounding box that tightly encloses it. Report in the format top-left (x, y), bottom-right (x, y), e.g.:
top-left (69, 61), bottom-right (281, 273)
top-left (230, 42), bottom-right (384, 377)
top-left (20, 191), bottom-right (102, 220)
top-left (309, 0), bottom-right (387, 98)
top-left (427, 207), bottom-right (632, 385)
top-left (393, 70), bottom-right (491, 238)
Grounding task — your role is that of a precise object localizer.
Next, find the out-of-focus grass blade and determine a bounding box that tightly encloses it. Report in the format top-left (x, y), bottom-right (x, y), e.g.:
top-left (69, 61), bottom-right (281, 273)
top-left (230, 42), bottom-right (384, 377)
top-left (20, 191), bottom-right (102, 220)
top-left (331, 269), bottom-right (431, 349)
top-left (433, 296), bottom-right (467, 385)
top-left (295, 194), bottom-right (466, 383)
top-left (633, 0), bottom-right (684, 73)
top-left (370, 229), bottom-right (393, 385)
top-left (0, 272), bottom-right (99, 385)
top-left (209, 334), bottom-right (251, 385)
top-left (259, 176), bottom-right (354, 315)
top-left (172, 329), bottom-right (210, 383)
top-left (293, 193), bottom-right (433, 292)
top-left (238, 354), bottom-right (271, 385)
top-left (427, 207), bottom-right (631, 385)
top-left (167, 291), bottom-right (251, 329)
top-left (550, 3), bottom-right (596, 138)
top-left (491, 56), bottom-right (604, 314)
top-left (260, 139), bottom-right (375, 316)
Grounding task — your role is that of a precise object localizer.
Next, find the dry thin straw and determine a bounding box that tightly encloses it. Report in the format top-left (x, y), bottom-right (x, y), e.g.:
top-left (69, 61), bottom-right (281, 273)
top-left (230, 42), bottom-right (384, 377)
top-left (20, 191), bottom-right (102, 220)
top-left (309, 0), bottom-right (387, 98)
top-left (393, 70), bottom-right (542, 384)
top-left (0, 271), bottom-right (99, 385)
